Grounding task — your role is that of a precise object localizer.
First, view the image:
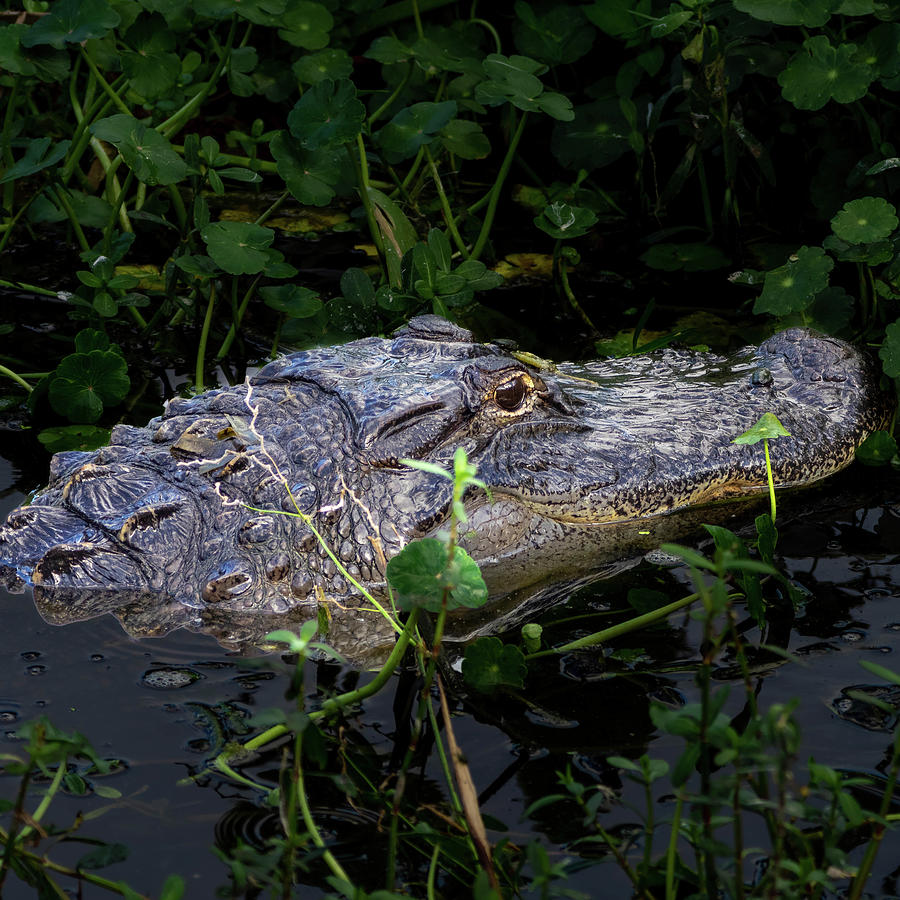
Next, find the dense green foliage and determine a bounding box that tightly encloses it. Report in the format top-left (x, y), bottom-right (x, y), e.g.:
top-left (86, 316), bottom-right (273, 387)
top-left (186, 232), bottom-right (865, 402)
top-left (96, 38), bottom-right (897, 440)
top-left (1, 0), bottom-right (898, 449)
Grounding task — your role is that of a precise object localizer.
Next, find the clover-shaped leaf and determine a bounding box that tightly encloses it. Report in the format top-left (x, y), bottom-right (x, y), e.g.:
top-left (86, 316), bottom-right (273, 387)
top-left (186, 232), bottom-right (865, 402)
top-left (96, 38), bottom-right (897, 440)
top-left (551, 99), bottom-right (631, 171)
top-left (534, 202), bottom-right (597, 240)
top-left (438, 119), bottom-right (490, 159)
top-left (856, 431), bottom-right (898, 466)
top-left (49, 350), bottom-right (130, 423)
top-left (271, 131), bottom-right (345, 206)
top-left (386, 538), bottom-right (487, 613)
top-left (376, 101), bottom-right (458, 164)
top-left (831, 197), bottom-right (898, 244)
top-left (91, 115), bottom-right (188, 185)
top-left (733, 0), bottom-right (838, 27)
top-left (22, 0), bottom-right (120, 47)
top-left (461, 636), bottom-right (527, 693)
top-left (778, 36), bottom-right (873, 110)
top-left (200, 221), bottom-right (275, 274)
top-left (476, 53), bottom-right (546, 112)
top-left (292, 48), bottom-right (353, 85)
top-left (880, 319), bottom-right (900, 377)
top-left (0, 24), bottom-right (39, 75)
top-left (641, 242), bottom-right (730, 272)
top-left (260, 284), bottom-right (322, 318)
top-left (754, 245), bottom-right (833, 315)
top-left (286, 79), bottom-right (365, 150)
top-left (277, 0), bottom-right (333, 50)
top-left (121, 14), bottom-right (180, 100)
top-left (513, 1), bottom-right (596, 66)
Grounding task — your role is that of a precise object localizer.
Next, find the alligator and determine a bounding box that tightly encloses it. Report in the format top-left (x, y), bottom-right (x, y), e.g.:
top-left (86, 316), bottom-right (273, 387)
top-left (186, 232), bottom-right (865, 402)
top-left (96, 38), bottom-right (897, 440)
top-left (0, 316), bottom-right (892, 661)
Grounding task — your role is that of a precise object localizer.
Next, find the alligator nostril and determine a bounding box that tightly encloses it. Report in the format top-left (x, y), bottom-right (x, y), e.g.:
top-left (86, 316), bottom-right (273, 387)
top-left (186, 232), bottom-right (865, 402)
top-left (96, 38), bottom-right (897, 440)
top-left (751, 367), bottom-right (772, 387)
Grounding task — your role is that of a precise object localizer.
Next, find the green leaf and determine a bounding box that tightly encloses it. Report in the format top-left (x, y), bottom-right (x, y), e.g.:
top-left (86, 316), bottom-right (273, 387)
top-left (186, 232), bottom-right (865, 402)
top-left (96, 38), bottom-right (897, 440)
top-left (22, 0), bottom-right (120, 47)
top-left (534, 202), bottom-right (598, 240)
top-left (0, 138), bottom-right (71, 185)
top-left (856, 431), bottom-right (898, 465)
top-left (754, 245), bottom-right (833, 315)
top-left (778, 36), bottom-right (873, 111)
top-left (733, 0), bottom-right (839, 26)
top-left (831, 196), bottom-right (898, 244)
top-left (438, 118), bottom-right (490, 159)
top-left (200, 221), bottom-right (275, 275)
top-left (91, 115), bottom-right (188, 185)
top-left (270, 131), bottom-right (344, 206)
top-left (513, 1), bottom-right (596, 66)
top-left (37, 424), bottom-right (112, 453)
top-left (76, 842), bottom-right (129, 870)
top-left (340, 268), bottom-right (375, 306)
top-left (551, 99), bottom-right (631, 172)
top-left (755, 513), bottom-right (778, 566)
top-left (121, 14), bottom-right (180, 99)
top-left (49, 351), bottom-right (130, 423)
top-left (641, 242), bottom-right (730, 272)
top-left (476, 53), bottom-right (571, 117)
top-left (376, 101), bottom-right (458, 164)
top-left (286, 78), bottom-right (365, 150)
top-left (292, 48), bottom-right (353, 85)
top-left (733, 412), bottom-right (792, 445)
top-left (0, 24), bottom-right (39, 75)
top-left (386, 538), bottom-right (488, 613)
top-left (461, 636), bottom-right (527, 693)
top-left (160, 875), bottom-right (186, 900)
top-left (277, 1), bottom-right (333, 50)
top-left (879, 319), bottom-right (900, 377)
top-left (260, 284), bottom-right (322, 318)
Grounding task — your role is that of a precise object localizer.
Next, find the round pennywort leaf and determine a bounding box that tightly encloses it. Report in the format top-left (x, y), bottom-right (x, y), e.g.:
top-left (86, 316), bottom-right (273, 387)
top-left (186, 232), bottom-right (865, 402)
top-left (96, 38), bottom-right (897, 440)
top-left (49, 350), bottom-right (130, 423)
top-left (200, 221), bottom-right (275, 274)
top-left (754, 245), bottom-right (833, 315)
top-left (831, 196), bottom-right (898, 244)
top-left (461, 636), bottom-right (527, 693)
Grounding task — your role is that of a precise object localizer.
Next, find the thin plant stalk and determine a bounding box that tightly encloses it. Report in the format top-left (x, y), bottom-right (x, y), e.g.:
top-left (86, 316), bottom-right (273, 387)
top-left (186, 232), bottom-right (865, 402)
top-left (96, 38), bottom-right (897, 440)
top-left (195, 283), bottom-right (217, 393)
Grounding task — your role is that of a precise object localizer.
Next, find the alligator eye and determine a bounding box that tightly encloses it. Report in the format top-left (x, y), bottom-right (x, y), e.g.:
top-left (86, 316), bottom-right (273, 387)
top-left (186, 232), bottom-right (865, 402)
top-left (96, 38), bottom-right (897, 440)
top-left (494, 375), bottom-right (529, 411)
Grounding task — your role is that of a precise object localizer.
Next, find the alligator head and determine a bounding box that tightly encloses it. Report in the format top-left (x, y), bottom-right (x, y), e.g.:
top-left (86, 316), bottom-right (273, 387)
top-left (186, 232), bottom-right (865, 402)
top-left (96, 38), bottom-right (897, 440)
top-left (0, 316), bottom-right (892, 661)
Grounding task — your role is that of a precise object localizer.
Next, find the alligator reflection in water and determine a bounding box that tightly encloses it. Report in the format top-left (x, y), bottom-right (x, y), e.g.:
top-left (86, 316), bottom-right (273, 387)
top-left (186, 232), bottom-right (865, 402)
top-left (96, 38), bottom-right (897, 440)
top-left (0, 316), bottom-right (892, 662)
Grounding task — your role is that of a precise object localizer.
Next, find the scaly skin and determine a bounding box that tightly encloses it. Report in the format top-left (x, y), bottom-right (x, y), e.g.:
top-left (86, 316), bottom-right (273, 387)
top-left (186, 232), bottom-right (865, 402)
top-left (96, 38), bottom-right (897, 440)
top-left (0, 316), bottom-right (892, 660)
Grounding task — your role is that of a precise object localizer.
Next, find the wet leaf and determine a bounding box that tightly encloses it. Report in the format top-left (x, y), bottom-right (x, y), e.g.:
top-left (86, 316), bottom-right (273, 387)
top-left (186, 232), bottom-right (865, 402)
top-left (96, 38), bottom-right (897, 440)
top-left (461, 636), bottom-right (527, 692)
top-left (386, 538), bottom-right (487, 613)
top-left (91, 115), bottom-right (188, 185)
top-left (641, 242), bottom-right (730, 272)
top-left (856, 431), bottom-right (898, 466)
top-left (754, 246), bottom-right (833, 315)
top-left (260, 284), bottom-right (322, 318)
top-left (733, 0), bottom-right (838, 26)
top-left (200, 221), bottom-right (275, 275)
top-left (778, 36), bottom-right (873, 110)
top-left (534, 202), bottom-right (597, 240)
top-left (376, 101), bottom-right (458, 164)
top-left (286, 78), bottom-right (365, 150)
top-left (22, 0), bottom-right (120, 47)
top-left (879, 319), bottom-right (900, 377)
top-left (477, 53), bottom-right (572, 120)
top-left (733, 412), bottom-right (792, 445)
top-left (49, 350), bottom-right (130, 423)
top-left (270, 131), bottom-right (345, 206)
top-left (831, 196), bottom-right (898, 244)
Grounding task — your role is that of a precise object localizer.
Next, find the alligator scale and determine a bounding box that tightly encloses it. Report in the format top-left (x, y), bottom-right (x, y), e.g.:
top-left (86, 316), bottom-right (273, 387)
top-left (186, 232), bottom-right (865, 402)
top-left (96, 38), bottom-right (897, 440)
top-left (0, 317), bottom-right (892, 660)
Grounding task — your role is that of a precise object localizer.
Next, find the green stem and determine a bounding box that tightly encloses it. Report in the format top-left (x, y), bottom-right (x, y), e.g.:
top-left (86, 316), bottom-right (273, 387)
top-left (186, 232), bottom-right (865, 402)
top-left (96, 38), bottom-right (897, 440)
top-left (665, 792), bottom-right (683, 900)
top-left (50, 185), bottom-right (91, 252)
top-left (558, 250), bottom-right (598, 333)
top-left (367, 62), bottom-right (414, 129)
top-left (218, 609), bottom-right (420, 767)
top-left (1, 77), bottom-right (19, 217)
top-left (526, 591), bottom-right (703, 659)
top-left (469, 17), bottom-right (502, 53)
top-left (215, 274), bottom-right (261, 361)
top-left (196, 283), bottom-right (216, 393)
top-left (104, 169), bottom-right (134, 249)
top-left (350, 136), bottom-right (387, 269)
top-left (424, 145), bottom-right (469, 257)
top-left (158, 20), bottom-right (235, 139)
top-left (469, 111), bottom-right (528, 261)
top-left (764, 439), bottom-right (776, 524)
top-left (0, 364), bottom-right (34, 393)
top-left (79, 47), bottom-right (132, 116)
top-left (253, 189), bottom-right (290, 227)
